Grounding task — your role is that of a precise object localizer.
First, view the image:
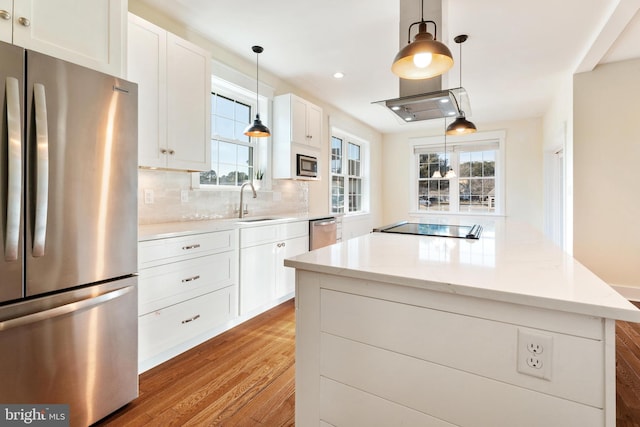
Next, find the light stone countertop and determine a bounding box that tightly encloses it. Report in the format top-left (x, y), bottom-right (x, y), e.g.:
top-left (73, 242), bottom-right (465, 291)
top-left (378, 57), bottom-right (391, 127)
top-left (285, 216), bottom-right (640, 323)
top-left (138, 213), bottom-right (336, 241)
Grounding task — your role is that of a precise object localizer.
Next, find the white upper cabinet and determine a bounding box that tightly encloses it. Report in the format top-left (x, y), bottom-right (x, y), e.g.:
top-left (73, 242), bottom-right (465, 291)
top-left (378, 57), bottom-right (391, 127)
top-left (0, 0), bottom-right (125, 77)
top-left (273, 93), bottom-right (323, 179)
top-left (275, 93), bottom-right (323, 150)
top-left (128, 14), bottom-right (211, 171)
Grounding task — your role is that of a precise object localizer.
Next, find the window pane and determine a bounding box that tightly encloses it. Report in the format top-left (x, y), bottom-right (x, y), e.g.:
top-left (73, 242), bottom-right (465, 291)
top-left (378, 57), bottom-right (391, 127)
top-left (331, 137), bottom-right (343, 174)
top-left (216, 94), bottom-right (235, 119)
top-left (331, 176), bottom-right (344, 213)
top-left (214, 116), bottom-right (234, 139)
top-left (235, 101), bottom-right (250, 123)
top-left (349, 178), bottom-right (361, 212)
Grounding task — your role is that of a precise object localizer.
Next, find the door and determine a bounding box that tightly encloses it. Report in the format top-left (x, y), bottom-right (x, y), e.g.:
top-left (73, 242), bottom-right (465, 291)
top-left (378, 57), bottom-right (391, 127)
top-left (0, 41), bottom-right (24, 303)
top-left (25, 50), bottom-right (138, 297)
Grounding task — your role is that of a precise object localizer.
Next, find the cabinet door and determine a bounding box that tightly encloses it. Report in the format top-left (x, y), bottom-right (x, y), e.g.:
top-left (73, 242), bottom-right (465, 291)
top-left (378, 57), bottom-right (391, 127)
top-left (306, 102), bottom-right (322, 149)
top-left (276, 235), bottom-right (309, 298)
top-left (166, 33), bottom-right (211, 171)
top-left (240, 242), bottom-right (276, 315)
top-left (12, 0), bottom-right (125, 76)
top-left (128, 15), bottom-right (167, 168)
top-left (0, 0), bottom-right (12, 43)
top-left (291, 95), bottom-right (308, 145)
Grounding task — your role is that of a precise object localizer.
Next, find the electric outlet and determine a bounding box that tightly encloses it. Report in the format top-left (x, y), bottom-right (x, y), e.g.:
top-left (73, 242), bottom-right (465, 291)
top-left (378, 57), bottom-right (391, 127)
top-left (144, 189), bottom-right (154, 204)
top-left (517, 329), bottom-right (553, 380)
top-left (181, 189), bottom-right (189, 203)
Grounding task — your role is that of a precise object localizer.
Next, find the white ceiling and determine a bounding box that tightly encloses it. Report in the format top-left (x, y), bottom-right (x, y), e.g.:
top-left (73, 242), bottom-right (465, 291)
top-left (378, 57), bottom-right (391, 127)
top-left (138, 0), bottom-right (640, 134)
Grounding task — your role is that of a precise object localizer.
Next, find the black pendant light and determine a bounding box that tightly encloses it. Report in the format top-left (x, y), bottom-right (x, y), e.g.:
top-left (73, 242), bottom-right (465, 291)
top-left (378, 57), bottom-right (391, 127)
top-left (391, 0), bottom-right (453, 80)
top-left (244, 45), bottom-right (271, 138)
top-left (446, 35), bottom-right (477, 135)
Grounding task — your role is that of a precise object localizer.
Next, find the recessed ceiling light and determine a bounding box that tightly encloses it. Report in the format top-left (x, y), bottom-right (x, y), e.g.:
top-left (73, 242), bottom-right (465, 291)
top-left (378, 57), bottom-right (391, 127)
top-left (440, 99), bottom-right (449, 103)
top-left (391, 106), bottom-right (401, 111)
top-left (405, 117), bottom-right (413, 121)
top-left (333, 72), bottom-right (344, 79)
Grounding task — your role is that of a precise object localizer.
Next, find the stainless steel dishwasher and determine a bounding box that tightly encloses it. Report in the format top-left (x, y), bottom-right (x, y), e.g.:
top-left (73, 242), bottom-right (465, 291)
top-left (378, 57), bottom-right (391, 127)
top-left (309, 217), bottom-right (338, 250)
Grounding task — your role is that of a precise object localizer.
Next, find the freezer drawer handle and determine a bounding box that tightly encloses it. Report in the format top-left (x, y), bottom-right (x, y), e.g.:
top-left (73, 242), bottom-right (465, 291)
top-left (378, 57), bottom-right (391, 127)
top-left (181, 275), bottom-right (200, 283)
top-left (0, 286), bottom-right (134, 332)
top-left (5, 77), bottom-right (22, 261)
top-left (181, 314), bottom-right (200, 324)
top-left (33, 83), bottom-right (49, 257)
top-left (182, 244), bottom-right (201, 250)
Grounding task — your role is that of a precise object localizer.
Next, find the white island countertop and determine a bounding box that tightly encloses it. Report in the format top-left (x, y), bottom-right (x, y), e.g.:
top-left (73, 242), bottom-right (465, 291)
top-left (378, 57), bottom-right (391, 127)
top-left (285, 217), bottom-right (640, 323)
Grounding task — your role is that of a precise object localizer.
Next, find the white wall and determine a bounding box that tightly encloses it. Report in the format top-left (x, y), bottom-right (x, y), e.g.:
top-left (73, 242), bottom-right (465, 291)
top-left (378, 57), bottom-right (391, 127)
top-left (381, 118), bottom-right (544, 231)
top-left (129, 1), bottom-right (383, 229)
top-left (573, 58), bottom-right (640, 289)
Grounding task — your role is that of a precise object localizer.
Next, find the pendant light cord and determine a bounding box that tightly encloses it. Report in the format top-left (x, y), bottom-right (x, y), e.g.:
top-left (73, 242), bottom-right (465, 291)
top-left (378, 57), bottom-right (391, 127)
top-left (255, 50), bottom-right (259, 116)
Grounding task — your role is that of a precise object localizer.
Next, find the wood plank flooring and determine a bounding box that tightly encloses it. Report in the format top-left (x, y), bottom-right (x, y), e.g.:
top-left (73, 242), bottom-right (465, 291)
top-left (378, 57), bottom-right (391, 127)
top-left (94, 299), bottom-right (640, 426)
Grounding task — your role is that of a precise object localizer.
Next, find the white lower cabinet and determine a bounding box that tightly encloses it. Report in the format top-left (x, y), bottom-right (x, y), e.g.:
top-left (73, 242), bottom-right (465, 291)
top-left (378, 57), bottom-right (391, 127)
top-left (239, 220), bottom-right (308, 316)
top-left (138, 229), bottom-right (237, 372)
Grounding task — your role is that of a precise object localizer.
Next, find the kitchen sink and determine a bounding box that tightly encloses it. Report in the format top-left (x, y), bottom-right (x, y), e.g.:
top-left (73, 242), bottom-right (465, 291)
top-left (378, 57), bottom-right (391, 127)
top-left (236, 217), bottom-right (281, 223)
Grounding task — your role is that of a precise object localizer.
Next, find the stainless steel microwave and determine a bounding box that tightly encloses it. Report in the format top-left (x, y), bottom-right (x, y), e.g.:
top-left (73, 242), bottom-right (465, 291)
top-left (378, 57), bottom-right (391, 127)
top-left (297, 153), bottom-right (318, 178)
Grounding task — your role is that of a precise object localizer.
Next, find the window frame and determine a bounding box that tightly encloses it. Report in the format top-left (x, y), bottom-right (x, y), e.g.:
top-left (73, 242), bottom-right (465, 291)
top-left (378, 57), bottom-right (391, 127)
top-left (408, 130), bottom-right (505, 216)
top-left (329, 128), bottom-right (370, 215)
top-left (192, 71), bottom-right (271, 191)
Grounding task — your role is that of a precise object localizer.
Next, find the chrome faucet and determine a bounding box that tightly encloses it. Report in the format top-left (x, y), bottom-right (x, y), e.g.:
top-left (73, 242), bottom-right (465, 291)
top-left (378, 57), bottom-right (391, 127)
top-left (236, 181), bottom-right (257, 218)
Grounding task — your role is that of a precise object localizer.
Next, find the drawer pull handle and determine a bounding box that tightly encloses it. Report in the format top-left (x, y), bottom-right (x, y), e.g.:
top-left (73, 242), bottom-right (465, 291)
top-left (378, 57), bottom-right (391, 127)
top-left (182, 244), bottom-right (201, 250)
top-left (181, 275), bottom-right (200, 283)
top-left (277, 242), bottom-right (286, 248)
top-left (181, 314), bottom-right (200, 324)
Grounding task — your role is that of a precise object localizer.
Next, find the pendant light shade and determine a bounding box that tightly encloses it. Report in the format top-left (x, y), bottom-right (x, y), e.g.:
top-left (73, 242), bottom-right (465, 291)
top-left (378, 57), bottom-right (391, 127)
top-left (446, 35), bottom-right (476, 135)
top-left (244, 45), bottom-right (271, 138)
top-left (446, 114), bottom-right (477, 135)
top-left (392, 0), bottom-right (453, 80)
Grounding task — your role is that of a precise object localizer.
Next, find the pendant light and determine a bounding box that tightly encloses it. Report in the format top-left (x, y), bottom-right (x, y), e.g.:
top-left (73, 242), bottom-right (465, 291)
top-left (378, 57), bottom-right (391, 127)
top-left (243, 45), bottom-right (271, 138)
top-left (446, 35), bottom-right (477, 135)
top-left (391, 0), bottom-right (453, 80)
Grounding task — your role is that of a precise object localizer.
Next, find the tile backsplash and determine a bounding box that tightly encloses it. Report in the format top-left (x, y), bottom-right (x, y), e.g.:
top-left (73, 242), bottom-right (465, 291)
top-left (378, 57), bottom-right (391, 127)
top-left (138, 170), bottom-right (309, 225)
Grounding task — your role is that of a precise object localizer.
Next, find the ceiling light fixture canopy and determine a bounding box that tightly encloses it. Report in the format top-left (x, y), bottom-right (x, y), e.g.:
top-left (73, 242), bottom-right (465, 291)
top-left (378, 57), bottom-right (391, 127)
top-left (446, 34), bottom-right (477, 135)
top-left (391, 0), bottom-right (453, 80)
top-left (244, 45), bottom-right (271, 138)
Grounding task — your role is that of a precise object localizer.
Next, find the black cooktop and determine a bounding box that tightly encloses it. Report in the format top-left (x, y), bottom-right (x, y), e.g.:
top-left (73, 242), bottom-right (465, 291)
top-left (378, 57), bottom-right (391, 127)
top-left (374, 222), bottom-right (482, 239)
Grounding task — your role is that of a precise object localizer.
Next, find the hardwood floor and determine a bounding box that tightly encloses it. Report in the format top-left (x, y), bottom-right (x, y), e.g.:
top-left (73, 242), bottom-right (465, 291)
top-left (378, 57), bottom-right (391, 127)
top-left (95, 299), bottom-right (640, 426)
top-left (95, 300), bottom-right (296, 427)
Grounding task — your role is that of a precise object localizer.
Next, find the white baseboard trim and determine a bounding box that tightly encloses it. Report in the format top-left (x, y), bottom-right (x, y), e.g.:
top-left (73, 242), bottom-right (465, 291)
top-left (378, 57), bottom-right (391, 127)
top-left (611, 284), bottom-right (640, 302)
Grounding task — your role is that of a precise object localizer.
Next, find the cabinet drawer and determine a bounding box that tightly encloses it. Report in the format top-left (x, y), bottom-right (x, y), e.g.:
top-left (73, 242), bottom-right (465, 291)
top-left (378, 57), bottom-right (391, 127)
top-left (139, 230), bottom-right (235, 268)
top-left (240, 220), bottom-right (308, 248)
top-left (139, 252), bottom-right (234, 315)
top-left (138, 287), bottom-right (233, 362)
top-left (283, 220), bottom-right (308, 239)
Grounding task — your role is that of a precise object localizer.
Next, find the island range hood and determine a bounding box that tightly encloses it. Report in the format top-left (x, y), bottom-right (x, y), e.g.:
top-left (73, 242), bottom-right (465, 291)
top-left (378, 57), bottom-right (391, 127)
top-left (375, 0), bottom-right (471, 124)
top-left (374, 86), bottom-right (470, 123)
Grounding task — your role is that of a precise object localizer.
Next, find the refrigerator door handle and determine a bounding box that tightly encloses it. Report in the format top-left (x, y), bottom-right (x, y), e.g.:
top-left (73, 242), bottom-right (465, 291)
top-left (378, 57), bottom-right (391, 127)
top-left (5, 77), bottom-right (21, 261)
top-left (32, 83), bottom-right (49, 257)
top-left (0, 285), bottom-right (134, 332)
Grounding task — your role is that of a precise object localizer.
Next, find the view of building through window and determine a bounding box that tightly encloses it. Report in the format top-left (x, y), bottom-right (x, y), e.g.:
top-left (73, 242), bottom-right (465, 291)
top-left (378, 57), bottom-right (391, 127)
top-left (418, 149), bottom-right (496, 213)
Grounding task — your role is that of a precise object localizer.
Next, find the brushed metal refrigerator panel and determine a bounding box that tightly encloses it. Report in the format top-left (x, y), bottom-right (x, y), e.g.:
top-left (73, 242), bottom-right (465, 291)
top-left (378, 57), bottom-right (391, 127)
top-left (0, 276), bottom-right (139, 426)
top-left (24, 51), bottom-right (138, 296)
top-left (0, 42), bottom-right (25, 302)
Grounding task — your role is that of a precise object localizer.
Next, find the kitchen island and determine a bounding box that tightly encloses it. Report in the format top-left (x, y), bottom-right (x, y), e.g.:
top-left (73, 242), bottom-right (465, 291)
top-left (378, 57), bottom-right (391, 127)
top-left (285, 218), bottom-right (640, 427)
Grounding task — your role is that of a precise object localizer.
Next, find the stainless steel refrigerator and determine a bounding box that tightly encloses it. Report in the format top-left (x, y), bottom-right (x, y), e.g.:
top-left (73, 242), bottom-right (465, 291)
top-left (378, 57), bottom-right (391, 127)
top-left (0, 41), bottom-right (138, 426)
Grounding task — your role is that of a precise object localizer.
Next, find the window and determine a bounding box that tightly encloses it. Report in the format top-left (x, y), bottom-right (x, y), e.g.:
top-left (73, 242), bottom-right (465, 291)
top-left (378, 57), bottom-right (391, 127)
top-left (331, 130), bottom-right (368, 214)
top-left (411, 131), bottom-right (504, 214)
top-left (200, 92), bottom-right (254, 186)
